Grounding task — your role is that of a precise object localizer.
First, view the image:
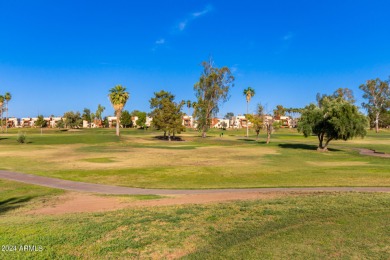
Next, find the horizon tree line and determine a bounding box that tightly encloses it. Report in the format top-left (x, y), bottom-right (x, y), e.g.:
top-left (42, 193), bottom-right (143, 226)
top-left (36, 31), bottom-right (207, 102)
top-left (2, 62), bottom-right (389, 143)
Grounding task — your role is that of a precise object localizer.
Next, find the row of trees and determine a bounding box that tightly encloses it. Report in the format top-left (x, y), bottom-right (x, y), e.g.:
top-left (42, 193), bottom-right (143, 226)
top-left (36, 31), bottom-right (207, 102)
top-left (105, 59), bottom-right (235, 139)
top-left (104, 60), bottom-right (389, 150)
top-left (5, 60), bottom-right (386, 152)
top-left (0, 92), bottom-right (12, 133)
top-left (360, 78), bottom-right (390, 133)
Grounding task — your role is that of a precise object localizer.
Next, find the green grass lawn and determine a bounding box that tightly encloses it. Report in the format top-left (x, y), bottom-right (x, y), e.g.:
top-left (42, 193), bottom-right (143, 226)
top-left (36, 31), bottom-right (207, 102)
top-left (0, 180), bottom-right (389, 259)
top-left (0, 127), bottom-right (389, 188)
top-left (1, 128), bottom-right (389, 258)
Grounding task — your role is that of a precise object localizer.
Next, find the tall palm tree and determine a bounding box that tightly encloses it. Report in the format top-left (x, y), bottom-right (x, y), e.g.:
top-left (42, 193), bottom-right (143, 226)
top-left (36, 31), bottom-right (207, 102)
top-left (0, 95), bottom-right (4, 133)
top-left (186, 100), bottom-right (192, 116)
top-left (243, 87), bottom-right (255, 137)
top-left (4, 92), bottom-right (11, 133)
top-left (108, 85), bottom-right (130, 136)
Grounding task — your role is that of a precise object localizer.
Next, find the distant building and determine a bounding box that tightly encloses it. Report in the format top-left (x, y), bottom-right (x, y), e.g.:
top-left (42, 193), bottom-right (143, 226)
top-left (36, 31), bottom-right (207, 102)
top-left (108, 116), bottom-right (117, 128)
top-left (7, 117), bottom-right (19, 128)
top-left (146, 116), bottom-right (153, 127)
top-left (213, 118), bottom-right (230, 129)
top-left (182, 115), bottom-right (193, 128)
top-left (231, 115), bottom-right (251, 129)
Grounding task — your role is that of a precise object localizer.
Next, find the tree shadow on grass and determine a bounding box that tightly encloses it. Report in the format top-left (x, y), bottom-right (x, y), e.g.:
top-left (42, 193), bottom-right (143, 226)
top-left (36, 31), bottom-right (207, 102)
top-left (238, 139), bottom-right (256, 142)
top-left (0, 196), bottom-right (34, 215)
top-left (153, 136), bottom-right (184, 141)
top-left (278, 143), bottom-right (341, 152)
top-left (0, 137), bottom-right (9, 141)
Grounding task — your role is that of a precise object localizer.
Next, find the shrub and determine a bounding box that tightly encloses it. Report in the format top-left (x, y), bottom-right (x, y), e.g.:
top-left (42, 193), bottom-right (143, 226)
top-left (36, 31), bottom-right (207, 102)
top-left (17, 132), bottom-right (27, 144)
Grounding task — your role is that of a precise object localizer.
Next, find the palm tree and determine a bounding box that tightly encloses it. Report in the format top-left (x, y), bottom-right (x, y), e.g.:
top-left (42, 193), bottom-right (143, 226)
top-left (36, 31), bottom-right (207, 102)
top-left (243, 87), bottom-right (255, 137)
top-left (95, 104), bottom-right (105, 127)
top-left (4, 92), bottom-right (11, 133)
top-left (0, 95), bottom-right (4, 132)
top-left (186, 100), bottom-right (192, 116)
top-left (108, 85), bottom-right (130, 136)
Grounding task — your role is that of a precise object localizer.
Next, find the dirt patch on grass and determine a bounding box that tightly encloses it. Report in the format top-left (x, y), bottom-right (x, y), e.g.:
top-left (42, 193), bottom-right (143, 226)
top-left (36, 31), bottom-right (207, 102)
top-left (27, 191), bottom-right (299, 215)
top-left (27, 192), bottom-right (126, 215)
top-left (130, 192), bottom-right (295, 207)
top-left (306, 161), bottom-right (369, 167)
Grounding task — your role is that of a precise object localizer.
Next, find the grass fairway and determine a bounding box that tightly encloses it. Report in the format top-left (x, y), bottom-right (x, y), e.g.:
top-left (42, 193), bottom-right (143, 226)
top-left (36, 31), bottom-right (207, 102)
top-left (0, 127), bottom-right (389, 188)
top-left (1, 128), bottom-right (389, 258)
top-left (0, 181), bottom-right (389, 259)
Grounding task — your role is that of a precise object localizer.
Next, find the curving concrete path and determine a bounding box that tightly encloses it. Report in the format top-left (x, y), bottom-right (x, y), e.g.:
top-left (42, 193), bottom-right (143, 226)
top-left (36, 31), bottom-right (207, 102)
top-left (1, 170), bottom-right (390, 195)
top-left (357, 148), bottom-right (390, 158)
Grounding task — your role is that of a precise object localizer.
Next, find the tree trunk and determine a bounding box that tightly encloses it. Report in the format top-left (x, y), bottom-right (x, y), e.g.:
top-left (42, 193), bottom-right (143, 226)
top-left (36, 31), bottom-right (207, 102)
top-left (202, 125), bottom-right (207, 138)
top-left (317, 136), bottom-right (332, 152)
top-left (5, 103), bottom-right (8, 133)
top-left (375, 112), bottom-right (380, 133)
top-left (318, 133), bottom-right (324, 149)
top-left (266, 123), bottom-right (272, 144)
top-left (116, 111), bottom-right (121, 136)
top-left (246, 101), bottom-right (249, 137)
top-left (0, 110), bottom-right (3, 133)
top-left (266, 131), bottom-right (271, 144)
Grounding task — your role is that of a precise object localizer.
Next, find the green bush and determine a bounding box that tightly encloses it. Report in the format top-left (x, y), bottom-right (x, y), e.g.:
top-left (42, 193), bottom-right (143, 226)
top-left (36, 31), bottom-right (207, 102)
top-left (16, 132), bottom-right (27, 144)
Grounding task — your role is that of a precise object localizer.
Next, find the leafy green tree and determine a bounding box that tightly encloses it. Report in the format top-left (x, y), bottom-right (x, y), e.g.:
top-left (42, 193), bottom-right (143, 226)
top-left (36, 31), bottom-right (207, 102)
top-left (273, 105), bottom-right (286, 117)
top-left (246, 104), bottom-right (264, 140)
top-left (193, 59), bottom-right (235, 138)
top-left (34, 115), bottom-right (47, 128)
top-left (132, 110), bottom-right (147, 129)
top-left (103, 117), bottom-right (109, 128)
top-left (298, 96), bottom-right (367, 151)
top-left (191, 101), bottom-right (197, 112)
top-left (4, 92), bottom-right (11, 133)
top-left (379, 109), bottom-right (390, 128)
top-left (333, 88), bottom-right (355, 103)
top-left (130, 110), bottom-right (145, 128)
top-left (56, 119), bottom-right (65, 129)
top-left (243, 87), bottom-right (255, 137)
top-left (95, 104), bottom-right (105, 120)
top-left (120, 110), bottom-right (133, 128)
top-left (63, 111), bottom-right (83, 129)
top-left (360, 78), bottom-right (390, 133)
top-left (150, 90), bottom-right (185, 141)
top-left (35, 115), bottom-right (47, 135)
top-left (82, 108), bottom-right (92, 127)
top-left (108, 85), bottom-right (130, 136)
top-left (224, 112), bottom-right (234, 120)
top-left (317, 88), bottom-right (355, 108)
top-left (220, 121), bottom-right (227, 130)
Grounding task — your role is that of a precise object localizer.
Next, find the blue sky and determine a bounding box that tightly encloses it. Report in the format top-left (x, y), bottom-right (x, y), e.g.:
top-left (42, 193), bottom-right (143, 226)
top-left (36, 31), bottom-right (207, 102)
top-left (1, 0), bottom-right (390, 118)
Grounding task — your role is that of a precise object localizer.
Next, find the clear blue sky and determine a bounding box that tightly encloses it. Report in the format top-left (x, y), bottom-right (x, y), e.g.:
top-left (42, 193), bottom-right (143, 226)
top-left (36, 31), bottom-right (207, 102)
top-left (1, 0), bottom-right (390, 118)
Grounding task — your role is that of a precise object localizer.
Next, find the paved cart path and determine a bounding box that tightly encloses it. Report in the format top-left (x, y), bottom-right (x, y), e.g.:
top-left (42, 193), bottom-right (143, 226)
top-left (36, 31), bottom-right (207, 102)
top-left (1, 170), bottom-right (390, 195)
top-left (357, 148), bottom-right (390, 158)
